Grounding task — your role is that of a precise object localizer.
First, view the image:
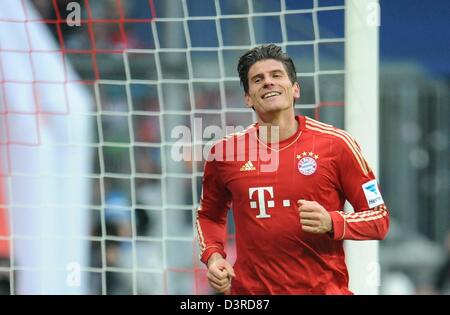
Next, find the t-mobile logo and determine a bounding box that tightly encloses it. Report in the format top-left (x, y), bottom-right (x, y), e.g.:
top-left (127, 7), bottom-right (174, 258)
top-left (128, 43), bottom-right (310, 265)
top-left (249, 187), bottom-right (274, 219)
top-left (249, 187), bottom-right (292, 218)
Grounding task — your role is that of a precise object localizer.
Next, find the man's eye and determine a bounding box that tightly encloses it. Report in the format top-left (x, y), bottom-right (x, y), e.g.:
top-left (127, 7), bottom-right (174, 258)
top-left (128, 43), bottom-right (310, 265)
top-left (254, 78), bottom-right (261, 83)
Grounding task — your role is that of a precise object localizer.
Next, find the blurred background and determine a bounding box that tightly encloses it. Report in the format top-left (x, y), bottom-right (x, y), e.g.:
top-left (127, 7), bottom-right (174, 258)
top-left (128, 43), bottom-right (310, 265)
top-left (0, 0), bottom-right (448, 294)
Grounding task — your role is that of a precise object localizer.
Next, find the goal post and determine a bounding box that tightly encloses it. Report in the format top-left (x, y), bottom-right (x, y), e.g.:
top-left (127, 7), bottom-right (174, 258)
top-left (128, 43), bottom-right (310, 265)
top-left (0, 0), bottom-right (94, 294)
top-left (344, 0), bottom-right (381, 295)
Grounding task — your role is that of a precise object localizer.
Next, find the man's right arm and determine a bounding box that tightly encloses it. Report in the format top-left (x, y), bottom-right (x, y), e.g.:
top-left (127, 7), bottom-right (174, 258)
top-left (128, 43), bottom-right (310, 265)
top-left (195, 156), bottom-right (232, 265)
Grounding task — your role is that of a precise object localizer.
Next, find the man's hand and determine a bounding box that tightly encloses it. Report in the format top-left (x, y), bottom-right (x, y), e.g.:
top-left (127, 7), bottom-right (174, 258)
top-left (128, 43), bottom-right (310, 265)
top-left (298, 199), bottom-right (333, 234)
top-left (207, 253), bottom-right (236, 294)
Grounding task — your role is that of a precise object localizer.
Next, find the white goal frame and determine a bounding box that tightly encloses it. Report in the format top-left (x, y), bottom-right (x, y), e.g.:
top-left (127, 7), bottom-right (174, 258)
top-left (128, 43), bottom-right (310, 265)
top-left (345, 0), bottom-right (381, 295)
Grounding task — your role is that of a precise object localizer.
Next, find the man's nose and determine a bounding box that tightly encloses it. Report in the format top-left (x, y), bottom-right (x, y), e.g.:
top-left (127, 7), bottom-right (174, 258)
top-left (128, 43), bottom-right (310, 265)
top-left (262, 76), bottom-right (275, 87)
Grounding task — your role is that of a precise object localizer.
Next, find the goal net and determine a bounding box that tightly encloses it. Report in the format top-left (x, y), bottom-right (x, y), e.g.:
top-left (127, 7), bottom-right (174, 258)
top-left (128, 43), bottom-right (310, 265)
top-left (0, 0), bottom-right (375, 295)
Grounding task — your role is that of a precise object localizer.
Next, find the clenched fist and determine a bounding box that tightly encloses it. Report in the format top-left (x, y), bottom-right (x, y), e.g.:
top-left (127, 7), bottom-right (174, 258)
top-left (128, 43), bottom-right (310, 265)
top-left (207, 253), bottom-right (236, 294)
top-left (298, 199), bottom-right (333, 234)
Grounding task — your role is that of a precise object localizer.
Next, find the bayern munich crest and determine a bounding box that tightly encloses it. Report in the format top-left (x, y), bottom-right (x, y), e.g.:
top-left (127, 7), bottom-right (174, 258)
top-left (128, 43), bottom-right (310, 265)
top-left (297, 152), bottom-right (319, 176)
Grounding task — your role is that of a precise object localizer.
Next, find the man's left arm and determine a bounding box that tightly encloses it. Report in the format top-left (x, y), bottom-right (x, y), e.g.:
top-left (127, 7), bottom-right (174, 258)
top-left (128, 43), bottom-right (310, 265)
top-left (299, 136), bottom-right (389, 240)
top-left (330, 137), bottom-right (389, 240)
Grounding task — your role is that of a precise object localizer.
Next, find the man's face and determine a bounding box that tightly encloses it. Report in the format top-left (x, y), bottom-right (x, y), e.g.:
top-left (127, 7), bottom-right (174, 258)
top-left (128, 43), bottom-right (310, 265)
top-left (244, 59), bottom-right (300, 115)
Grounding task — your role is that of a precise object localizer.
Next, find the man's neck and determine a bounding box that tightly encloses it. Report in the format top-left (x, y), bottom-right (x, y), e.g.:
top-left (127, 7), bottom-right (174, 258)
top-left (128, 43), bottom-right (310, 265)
top-left (257, 112), bottom-right (298, 143)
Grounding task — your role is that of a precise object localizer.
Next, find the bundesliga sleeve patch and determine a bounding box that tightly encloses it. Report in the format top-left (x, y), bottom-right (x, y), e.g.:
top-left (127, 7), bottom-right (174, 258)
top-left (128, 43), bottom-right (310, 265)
top-left (362, 179), bottom-right (384, 208)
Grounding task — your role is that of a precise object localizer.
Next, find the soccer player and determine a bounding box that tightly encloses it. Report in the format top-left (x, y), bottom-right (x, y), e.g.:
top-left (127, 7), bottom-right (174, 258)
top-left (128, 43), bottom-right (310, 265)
top-left (196, 44), bottom-right (389, 294)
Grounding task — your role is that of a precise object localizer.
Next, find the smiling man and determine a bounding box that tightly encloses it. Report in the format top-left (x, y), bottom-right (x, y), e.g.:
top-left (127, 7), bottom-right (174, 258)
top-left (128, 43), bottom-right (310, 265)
top-left (196, 44), bottom-right (390, 295)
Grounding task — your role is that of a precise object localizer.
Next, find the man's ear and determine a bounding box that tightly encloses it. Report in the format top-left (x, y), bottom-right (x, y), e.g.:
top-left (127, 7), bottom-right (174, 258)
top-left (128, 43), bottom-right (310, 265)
top-left (244, 93), bottom-right (253, 109)
top-left (293, 82), bottom-right (300, 100)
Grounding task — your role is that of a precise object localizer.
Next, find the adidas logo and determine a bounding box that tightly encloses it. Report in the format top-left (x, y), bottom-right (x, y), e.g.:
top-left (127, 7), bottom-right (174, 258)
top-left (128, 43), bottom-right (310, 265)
top-left (240, 161), bottom-right (256, 171)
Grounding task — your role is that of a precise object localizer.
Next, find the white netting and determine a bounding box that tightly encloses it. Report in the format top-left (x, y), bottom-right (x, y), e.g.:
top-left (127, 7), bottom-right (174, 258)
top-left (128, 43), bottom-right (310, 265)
top-left (0, 0), bottom-right (345, 294)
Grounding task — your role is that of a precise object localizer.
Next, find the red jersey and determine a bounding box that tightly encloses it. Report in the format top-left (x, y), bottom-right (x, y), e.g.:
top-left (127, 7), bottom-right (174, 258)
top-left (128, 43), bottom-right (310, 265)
top-left (196, 115), bottom-right (389, 294)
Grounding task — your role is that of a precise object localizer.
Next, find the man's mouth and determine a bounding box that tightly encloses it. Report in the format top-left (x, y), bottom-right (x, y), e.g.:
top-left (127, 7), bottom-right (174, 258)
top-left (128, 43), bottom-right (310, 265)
top-left (262, 91), bottom-right (281, 99)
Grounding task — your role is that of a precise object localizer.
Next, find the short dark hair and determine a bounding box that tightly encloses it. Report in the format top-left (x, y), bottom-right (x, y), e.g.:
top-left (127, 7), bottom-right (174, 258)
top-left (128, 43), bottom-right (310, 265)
top-left (237, 44), bottom-right (297, 94)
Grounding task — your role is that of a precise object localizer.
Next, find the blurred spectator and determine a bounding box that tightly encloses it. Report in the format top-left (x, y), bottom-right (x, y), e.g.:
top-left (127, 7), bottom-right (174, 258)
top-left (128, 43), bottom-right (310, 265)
top-left (433, 230), bottom-right (450, 294)
top-left (91, 190), bottom-right (134, 294)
